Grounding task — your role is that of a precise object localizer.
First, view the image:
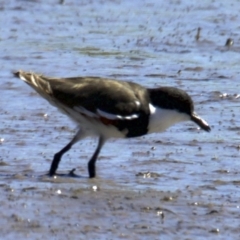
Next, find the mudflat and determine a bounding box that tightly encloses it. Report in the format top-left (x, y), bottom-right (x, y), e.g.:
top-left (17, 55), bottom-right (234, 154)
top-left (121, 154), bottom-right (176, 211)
top-left (1, 0), bottom-right (240, 239)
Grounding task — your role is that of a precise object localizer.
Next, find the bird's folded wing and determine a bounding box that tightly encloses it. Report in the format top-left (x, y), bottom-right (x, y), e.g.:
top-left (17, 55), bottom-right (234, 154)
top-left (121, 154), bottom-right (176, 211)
top-left (48, 77), bottom-right (150, 121)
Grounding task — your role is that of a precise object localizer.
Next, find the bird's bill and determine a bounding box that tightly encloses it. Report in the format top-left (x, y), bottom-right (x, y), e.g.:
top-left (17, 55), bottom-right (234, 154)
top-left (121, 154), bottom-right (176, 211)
top-left (191, 113), bottom-right (211, 132)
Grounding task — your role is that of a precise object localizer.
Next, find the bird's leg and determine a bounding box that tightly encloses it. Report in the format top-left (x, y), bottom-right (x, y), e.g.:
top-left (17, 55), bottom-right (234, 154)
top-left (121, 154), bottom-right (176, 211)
top-left (88, 135), bottom-right (106, 178)
top-left (49, 128), bottom-right (87, 176)
top-left (49, 142), bottom-right (72, 176)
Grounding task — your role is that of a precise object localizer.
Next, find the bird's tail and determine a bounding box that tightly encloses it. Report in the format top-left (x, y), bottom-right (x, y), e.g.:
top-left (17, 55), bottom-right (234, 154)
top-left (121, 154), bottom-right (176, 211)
top-left (14, 70), bottom-right (53, 98)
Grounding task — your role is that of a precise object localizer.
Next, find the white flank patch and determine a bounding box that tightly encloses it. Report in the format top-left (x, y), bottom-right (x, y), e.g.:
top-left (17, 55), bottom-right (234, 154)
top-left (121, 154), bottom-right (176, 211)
top-left (97, 108), bottom-right (139, 120)
top-left (64, 105), bottom-right (127, 139)
top-left (73, 106), bottom-right (97, 118)
top-left (74, 106), bottom-right (139, 120)
top-left (148, 103), bottom-right (190, 134)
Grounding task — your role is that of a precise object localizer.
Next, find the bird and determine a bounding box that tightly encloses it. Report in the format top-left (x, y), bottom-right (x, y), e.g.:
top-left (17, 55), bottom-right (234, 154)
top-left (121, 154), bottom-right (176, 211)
top-left (14, 70), bottom-right (211, 178)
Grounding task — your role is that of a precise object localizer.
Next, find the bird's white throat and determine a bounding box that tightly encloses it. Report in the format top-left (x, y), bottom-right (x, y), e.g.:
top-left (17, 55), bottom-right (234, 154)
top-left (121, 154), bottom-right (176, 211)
top-left (148, 104), bottom-right (190, 134)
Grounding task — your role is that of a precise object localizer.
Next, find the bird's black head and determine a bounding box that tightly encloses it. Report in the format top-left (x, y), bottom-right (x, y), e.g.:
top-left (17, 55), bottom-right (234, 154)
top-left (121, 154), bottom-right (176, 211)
top-left (148, 87), bottom-right (211, 132)
top-left (149, 87), bottom-right (194, 115)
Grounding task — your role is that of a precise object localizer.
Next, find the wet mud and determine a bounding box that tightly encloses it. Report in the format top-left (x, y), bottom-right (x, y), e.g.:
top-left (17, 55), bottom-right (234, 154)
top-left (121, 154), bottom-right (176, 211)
top-left (1, 0), bottom-right (240, 239)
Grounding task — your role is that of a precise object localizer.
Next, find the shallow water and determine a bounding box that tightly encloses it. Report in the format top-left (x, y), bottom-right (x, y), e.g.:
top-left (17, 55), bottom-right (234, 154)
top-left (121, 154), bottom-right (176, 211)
top-left (1, 0), bottom-right (240, 239)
